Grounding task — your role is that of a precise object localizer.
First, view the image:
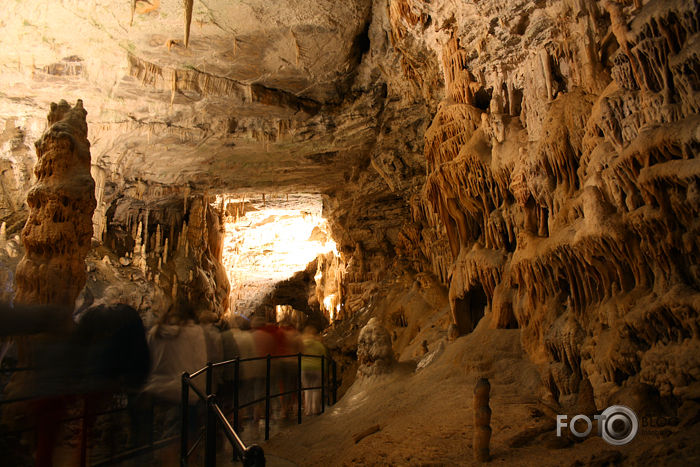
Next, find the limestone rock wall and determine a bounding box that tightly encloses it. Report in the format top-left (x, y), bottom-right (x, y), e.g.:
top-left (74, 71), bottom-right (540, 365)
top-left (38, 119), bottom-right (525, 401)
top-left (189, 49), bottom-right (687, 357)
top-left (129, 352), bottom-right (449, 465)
top-left (89, 186), bottom-right (230, 321)
top-left (327, 0), bottom-right (700, 409)
top-left (0, 117), bottom-right (42, 236)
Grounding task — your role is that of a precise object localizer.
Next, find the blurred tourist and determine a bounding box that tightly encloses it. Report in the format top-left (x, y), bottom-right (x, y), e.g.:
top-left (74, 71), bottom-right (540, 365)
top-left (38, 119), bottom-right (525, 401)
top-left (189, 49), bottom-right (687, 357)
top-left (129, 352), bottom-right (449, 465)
top-left (198, 310), bottom-right (224, 394)
top-left (278, 319), bottom-right (303, 419)
top-left (141, 304), bottom-right (207, 465)
top-left (301, 326), bottom-right (328, 416)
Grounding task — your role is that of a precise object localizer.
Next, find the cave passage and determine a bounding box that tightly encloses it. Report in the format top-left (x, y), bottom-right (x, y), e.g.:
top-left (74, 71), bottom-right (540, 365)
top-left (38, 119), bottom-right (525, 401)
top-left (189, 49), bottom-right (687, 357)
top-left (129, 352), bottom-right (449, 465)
top-left (218, 193), bottom-right (335, 318)
top-left (454, 284), bottom-right (488, 335)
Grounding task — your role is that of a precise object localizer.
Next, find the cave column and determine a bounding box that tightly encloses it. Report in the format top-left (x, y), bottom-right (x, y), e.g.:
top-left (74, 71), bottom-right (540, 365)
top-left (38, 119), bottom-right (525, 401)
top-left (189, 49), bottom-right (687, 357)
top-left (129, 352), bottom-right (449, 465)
top-left (4, 99), bottom-right (96, 428)
top-left (14, 99), bottom-right (96, 309)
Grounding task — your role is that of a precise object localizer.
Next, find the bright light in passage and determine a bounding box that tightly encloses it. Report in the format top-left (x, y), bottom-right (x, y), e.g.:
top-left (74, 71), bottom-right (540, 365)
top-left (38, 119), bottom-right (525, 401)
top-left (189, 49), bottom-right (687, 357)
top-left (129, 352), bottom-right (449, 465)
top-left (216, 194), bottom-right (336, 315)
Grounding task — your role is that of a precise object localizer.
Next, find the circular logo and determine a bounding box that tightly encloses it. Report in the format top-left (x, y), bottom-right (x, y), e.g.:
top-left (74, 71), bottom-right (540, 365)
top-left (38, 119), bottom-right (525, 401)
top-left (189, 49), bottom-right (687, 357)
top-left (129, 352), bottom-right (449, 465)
top-left (600, 405), bottom-right (639, 446)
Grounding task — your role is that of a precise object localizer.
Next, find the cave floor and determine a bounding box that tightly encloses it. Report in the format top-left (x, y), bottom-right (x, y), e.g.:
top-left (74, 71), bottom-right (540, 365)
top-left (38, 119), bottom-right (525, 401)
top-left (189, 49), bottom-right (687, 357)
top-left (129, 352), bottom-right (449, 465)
top-left (44, 325), bottom-right (700, 467)
top-left (48, 412), bottom-right (302, 467)
top-left (259, 326), bottom-right (700, 467)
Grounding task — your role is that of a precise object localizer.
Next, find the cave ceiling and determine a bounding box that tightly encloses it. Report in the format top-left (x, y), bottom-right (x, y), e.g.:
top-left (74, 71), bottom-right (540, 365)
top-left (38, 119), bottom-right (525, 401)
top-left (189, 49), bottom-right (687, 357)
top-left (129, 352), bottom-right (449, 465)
top-left (0, 0), bottom-right (376, 193)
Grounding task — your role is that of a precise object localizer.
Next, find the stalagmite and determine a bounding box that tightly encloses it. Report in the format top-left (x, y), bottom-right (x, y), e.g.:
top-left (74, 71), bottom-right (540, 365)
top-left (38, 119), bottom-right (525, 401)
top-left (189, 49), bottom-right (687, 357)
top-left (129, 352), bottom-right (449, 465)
top-left (447, 323), bottom-right (459, 342)
top-left (473, 378), bottom-right (491, 462)
top-left (14, 99), bottom-right (96, 308)
top-left (155, 224), bottom-right (162, 253)
top-left (540, 50), bottom-right (554, 101)
top-left (134, 221), bottom-right (143, 257)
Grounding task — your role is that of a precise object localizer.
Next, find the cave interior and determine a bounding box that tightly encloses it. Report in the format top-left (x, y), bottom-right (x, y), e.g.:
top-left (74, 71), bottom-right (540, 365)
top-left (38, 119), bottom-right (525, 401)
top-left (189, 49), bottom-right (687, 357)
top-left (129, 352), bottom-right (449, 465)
top-left (2, 0), bottom-right (700, 465)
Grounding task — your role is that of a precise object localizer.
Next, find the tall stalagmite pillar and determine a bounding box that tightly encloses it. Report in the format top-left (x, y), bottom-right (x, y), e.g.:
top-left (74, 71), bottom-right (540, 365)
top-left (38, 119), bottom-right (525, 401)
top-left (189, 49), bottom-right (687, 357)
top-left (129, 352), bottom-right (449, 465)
top-left (3, 99), bottom-right (96, 431)
top-left (14, 99), bottom-right (96, 308)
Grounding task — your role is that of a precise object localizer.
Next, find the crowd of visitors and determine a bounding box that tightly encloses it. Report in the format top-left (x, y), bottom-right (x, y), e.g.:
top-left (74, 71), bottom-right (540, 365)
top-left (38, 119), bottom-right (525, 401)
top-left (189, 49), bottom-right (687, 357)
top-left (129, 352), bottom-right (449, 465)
top-left (1, 299), bottom-right (330, 466)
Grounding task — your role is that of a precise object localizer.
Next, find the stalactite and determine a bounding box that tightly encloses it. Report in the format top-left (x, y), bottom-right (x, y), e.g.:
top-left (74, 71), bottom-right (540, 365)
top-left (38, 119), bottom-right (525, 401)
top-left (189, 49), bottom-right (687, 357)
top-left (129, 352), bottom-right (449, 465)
top-left (389, 0), bottom-right (422, 40)
top-left (184, 0), bottom-right (194, 49)
top-left (184, 186), bottom-right (191, 214)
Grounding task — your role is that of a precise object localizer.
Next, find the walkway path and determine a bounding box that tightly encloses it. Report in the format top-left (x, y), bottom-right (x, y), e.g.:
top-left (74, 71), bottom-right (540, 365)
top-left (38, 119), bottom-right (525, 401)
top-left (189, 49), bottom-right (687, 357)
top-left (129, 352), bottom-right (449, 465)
top-left (51, 411), bottom-right (305, 467)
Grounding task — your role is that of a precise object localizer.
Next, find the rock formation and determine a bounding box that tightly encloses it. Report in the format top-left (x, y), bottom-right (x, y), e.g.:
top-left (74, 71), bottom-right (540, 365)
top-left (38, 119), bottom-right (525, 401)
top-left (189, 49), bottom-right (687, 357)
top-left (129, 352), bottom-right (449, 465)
top-left (385, 0), bottom-right (700, 409)
top-left (473, 378), bottom-right (492, 462)
top-left (0, 0), bottom-right (699, 451)
top-left (357, 318), bottom-right (395, 377)
top-left (3, 99), bottom-right (96, 432)
top-left (83, 187), bottom-right (230, 321)
top-left (14, 99), bottom-right (96, 308)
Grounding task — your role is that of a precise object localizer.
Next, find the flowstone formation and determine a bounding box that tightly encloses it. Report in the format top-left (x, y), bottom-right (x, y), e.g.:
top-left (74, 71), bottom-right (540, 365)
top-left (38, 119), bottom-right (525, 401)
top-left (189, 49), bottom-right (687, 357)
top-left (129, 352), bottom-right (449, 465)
top-left (390, 0), bottom-right (700, 408)
top-left (14, 99), bottom-right (96, 308)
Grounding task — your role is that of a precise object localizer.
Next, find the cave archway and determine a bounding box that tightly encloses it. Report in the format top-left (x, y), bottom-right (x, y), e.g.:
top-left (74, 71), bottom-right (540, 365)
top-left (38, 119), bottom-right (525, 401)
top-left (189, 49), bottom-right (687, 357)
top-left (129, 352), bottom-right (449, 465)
top-left (453, 284), bottom-right (488, 335)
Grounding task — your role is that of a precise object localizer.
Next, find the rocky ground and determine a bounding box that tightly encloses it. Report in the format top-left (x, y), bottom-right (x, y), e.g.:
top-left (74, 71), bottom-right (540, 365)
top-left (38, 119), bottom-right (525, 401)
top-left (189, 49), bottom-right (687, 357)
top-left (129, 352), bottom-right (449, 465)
top-left (263, 321), bottom-right (700, 467)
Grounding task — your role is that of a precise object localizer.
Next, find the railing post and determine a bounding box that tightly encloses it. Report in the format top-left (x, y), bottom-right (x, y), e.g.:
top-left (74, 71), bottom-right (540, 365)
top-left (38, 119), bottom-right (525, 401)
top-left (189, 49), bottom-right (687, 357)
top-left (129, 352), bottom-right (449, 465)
top-left (205, 362), bottom-right (216, 467)
top-left (80, 397), bottom-right (88, 467)
top-left (297, 352), bottom-right (303, 424)
top-left (243, 445), bottom-right (265, 467)
top-left (332, 359), bottom-right (337, 405)
top-left (265, 354), bottom-right (271, 440)
top-left (320, 355), bottom-right (325, 414)
top-left (205, 395), bottom-right (217, 467)
top-left (181, 372), bottom-right (190, 466)
top-left (233, 357), bottom-right (240, 462)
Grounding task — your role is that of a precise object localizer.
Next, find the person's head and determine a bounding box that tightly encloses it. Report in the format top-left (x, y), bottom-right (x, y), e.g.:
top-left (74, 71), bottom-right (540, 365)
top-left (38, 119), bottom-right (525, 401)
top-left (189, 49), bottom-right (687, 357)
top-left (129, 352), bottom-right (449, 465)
top-left (235, 315), bottom-right (251, 331)
top-left (251, 316), bottom-right (267, 330)
top-left (157, 302), bottom-right (188, 327)
top-left (303, 325), bottom-right (318, 337)
top-left (198, 310), bottom-right (218, 325)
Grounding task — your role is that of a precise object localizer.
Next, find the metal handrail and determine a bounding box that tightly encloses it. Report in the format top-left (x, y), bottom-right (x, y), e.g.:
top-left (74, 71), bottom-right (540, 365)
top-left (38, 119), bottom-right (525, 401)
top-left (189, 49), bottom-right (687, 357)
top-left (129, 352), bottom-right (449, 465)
top-left (210, 397), bottom-right (264, 467)
top-left (180, 352), bottom-right (338, 467)
top-left (1, 353), bottom-right (338, 467)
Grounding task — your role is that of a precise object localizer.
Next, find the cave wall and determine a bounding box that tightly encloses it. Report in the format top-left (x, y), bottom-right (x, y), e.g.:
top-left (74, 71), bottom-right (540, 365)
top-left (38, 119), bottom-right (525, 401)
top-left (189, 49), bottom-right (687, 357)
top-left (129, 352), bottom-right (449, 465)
top-left (0, 117), bottom-right (40, 238)
top-left (0, 0), bottom-right (698, 411)
top-left (321, 0), bottom-right (700, 409)
top-left (84, 185), bottom-right (230, 322)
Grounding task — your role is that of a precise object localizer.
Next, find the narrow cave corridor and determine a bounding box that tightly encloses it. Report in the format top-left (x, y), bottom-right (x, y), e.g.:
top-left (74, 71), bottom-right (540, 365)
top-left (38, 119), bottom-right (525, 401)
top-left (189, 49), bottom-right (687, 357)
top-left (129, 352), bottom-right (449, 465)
top-left (453, 285), bottom-right (488, 335)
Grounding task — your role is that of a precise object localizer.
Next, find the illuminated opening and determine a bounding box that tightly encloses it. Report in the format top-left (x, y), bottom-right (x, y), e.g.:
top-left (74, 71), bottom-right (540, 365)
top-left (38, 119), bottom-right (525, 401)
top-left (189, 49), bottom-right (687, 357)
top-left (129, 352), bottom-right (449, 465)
top-left (216, 194), bottom-right (336, 320)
